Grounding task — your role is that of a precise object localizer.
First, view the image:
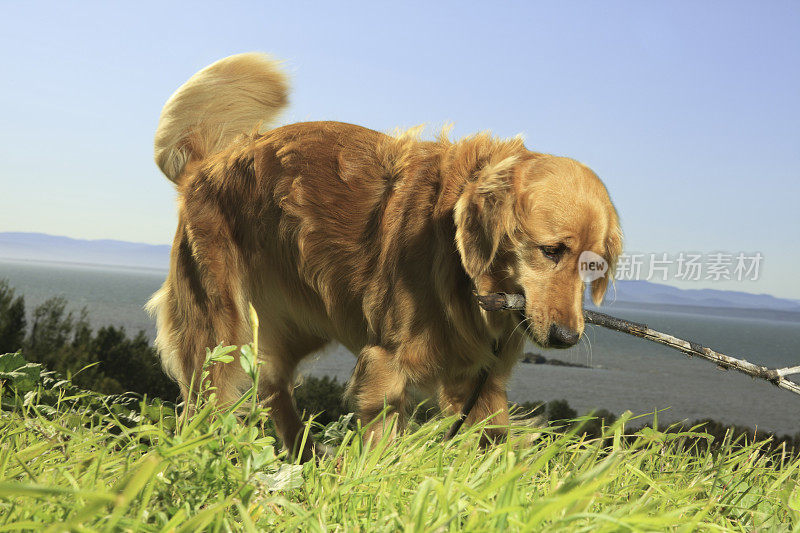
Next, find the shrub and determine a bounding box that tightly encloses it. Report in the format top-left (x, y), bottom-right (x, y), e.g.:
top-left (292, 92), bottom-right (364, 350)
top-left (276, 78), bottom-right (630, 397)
top-left (0, 280), bottom-right (26, 354)
top-left (294, 375), bottom-right (347, 426)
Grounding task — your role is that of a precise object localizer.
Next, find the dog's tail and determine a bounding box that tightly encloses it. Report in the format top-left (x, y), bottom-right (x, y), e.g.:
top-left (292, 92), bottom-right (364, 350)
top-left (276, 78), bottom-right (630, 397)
top-left (154, 52), bottom-right (289, 184)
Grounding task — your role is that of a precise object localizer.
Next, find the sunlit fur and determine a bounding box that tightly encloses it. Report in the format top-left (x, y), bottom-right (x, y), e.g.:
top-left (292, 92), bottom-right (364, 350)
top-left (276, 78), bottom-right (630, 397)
top-left (147, 53), bottom-right (622, 460)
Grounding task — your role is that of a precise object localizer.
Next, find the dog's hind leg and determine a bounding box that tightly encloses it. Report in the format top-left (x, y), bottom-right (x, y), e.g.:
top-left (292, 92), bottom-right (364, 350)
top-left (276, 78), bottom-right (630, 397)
top-left (149, 216), bottom-right (252, 415)
top-left (346, 346), bottom-right (409, 447)
top-left (256, 323), bottom-right (329, 461)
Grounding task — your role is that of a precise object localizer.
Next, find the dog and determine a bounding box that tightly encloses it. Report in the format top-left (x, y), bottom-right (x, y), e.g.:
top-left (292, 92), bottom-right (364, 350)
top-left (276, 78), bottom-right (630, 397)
top-left (147, 52), bottom-right (622, 460)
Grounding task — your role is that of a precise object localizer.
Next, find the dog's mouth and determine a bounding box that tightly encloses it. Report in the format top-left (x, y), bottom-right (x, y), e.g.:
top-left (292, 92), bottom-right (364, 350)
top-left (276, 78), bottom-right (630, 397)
top-left (515, 310), bottom-right (541, 344)
top-left (515, 310), bottom-right (569, 349)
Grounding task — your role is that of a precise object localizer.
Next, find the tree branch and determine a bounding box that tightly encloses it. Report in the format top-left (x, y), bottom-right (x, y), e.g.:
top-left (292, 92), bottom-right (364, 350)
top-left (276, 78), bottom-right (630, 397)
top-left (475, 292), bottom-right (800, 398)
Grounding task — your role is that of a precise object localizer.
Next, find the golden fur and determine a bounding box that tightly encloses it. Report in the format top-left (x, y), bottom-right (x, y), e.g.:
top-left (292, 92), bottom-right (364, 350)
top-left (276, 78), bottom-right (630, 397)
top-left (147, 53), bottom-right (622, 460)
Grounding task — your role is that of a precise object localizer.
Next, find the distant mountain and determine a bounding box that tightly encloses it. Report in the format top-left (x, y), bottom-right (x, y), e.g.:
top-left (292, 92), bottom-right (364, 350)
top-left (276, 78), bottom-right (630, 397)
top-left (1, 232), bottom-right (798, 313)
top-left (0, 232), bottom-right (169, 271)
top-left (603, 280), bottom-right (800, 313)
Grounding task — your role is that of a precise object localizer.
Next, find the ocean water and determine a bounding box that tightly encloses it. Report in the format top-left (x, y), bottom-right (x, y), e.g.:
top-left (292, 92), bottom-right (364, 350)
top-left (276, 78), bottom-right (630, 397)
top-left (0, 260), bottom-right (165, 339)
top-left (2, 259), bottom-right (798, 434)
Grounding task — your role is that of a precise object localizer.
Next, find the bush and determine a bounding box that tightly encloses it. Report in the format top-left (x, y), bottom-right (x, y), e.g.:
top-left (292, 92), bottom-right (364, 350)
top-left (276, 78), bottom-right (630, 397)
top-left (294, 375), bottom-right (347, 426)
top-left (546, 399), bottom-right (578, 422)
top-left (0, 280), bottom-right (26, 354)
top-left (3, 286), bottom-right (180, 402)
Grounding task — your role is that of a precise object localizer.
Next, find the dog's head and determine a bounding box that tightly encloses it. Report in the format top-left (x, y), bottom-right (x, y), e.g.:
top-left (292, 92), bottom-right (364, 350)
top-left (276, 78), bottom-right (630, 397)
top-left (454, 153), bottom-right (622, 348)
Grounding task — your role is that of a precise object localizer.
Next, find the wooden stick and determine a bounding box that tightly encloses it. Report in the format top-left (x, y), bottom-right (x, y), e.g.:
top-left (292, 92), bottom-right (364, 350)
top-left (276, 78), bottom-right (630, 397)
top-left (476, 292), bottom-right (800, 397)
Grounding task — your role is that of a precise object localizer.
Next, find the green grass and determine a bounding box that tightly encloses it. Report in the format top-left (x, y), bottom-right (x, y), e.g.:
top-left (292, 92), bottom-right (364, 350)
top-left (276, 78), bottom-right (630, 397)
top-left (1, 349), bottom-right (798, 532)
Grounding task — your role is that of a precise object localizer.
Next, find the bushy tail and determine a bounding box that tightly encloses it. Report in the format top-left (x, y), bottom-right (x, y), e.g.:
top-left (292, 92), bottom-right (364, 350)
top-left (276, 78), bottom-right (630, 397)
top-left (154, 52), bottom-right (289, 183)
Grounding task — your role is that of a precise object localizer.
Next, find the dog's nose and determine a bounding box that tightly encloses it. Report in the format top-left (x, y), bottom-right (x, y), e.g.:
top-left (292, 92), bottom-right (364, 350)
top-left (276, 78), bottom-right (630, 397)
top-left (547, 323), bottom-right (580, 348)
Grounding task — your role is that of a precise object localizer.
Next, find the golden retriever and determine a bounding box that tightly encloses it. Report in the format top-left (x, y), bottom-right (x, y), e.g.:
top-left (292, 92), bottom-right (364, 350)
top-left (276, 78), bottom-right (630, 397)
top-left (147, 52), bottom-right (622, 460)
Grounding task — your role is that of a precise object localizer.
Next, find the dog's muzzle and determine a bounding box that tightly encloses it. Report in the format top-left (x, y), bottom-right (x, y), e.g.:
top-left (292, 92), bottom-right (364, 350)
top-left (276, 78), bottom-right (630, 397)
top-left (547, 323), bottom-right (580, 348)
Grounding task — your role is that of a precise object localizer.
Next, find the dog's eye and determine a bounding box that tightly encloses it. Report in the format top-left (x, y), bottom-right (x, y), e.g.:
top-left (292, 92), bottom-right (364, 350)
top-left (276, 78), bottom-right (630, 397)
top-left (540, 243), bottom-right (567, 263)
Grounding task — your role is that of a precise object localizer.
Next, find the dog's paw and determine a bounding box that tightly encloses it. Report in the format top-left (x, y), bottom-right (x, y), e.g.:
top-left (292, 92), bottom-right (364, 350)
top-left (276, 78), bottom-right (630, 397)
top-left (294, 440), bottom-right (336, 463)
top-left (312, 442), bottom-right (336, 460)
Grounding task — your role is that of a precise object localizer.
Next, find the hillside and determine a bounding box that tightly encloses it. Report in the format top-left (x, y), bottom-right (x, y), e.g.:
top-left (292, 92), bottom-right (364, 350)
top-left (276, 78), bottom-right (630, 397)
top-left (0, 232), bottom-right (170, 271)
top-left (607, 280), bottom-right (800, 313)
top-left (1, 350), bottom-right (798, 530)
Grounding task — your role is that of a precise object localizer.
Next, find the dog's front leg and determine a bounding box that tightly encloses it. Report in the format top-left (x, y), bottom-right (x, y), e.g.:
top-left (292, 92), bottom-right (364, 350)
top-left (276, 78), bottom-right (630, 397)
top-left (347, 346), bottom-right (409, 447)
top-left (438, 371), bottom-right (510, 445)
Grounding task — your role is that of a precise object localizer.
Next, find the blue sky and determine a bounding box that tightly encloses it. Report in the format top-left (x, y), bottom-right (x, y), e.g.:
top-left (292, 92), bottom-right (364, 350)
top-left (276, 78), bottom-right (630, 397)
top-left (1, 2), bottom-right (798, 298)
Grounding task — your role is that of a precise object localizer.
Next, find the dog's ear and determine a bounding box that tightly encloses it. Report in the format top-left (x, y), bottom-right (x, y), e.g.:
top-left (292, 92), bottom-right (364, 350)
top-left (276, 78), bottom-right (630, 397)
top-left (591, 222), bottom-right (623, 305)
top-left (454, 157), bottom-right (517, 278)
